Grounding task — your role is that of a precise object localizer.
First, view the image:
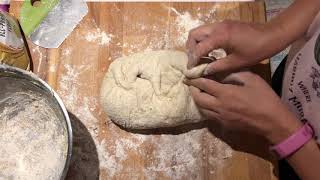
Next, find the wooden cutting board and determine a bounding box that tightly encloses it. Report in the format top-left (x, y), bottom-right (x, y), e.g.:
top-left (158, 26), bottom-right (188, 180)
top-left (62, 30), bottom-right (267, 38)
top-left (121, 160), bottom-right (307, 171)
top-left (10, 1), bottom-right (276, 180)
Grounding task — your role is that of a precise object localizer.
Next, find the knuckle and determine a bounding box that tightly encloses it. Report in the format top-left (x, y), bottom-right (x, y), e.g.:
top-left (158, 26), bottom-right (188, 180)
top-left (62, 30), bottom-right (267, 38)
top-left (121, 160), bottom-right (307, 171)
top-left (188, 29), bottom-right (197, 38)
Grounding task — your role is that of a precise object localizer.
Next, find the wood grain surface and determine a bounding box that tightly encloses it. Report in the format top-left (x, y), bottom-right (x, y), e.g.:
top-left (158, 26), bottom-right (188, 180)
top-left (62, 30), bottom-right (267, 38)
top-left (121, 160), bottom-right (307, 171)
top-left (10, 1), bottom-right (276, 180)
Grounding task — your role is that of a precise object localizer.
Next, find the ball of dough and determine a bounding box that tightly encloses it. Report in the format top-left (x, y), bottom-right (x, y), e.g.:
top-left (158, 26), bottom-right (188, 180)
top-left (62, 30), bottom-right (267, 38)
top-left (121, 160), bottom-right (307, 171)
top-left (100, 50), bottom-right (207, 129)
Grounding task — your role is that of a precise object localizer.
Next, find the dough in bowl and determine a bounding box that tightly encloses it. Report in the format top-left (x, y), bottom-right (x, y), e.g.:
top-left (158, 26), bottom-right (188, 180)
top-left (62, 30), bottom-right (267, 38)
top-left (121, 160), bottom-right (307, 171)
top-left (100, 50), bottom-right (208, 129)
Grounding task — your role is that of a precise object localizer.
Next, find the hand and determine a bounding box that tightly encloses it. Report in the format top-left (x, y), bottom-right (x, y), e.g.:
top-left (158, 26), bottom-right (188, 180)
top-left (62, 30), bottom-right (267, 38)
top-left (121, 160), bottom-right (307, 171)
top-left (186, 21), bottom-right (285, 75)
top-left (185, 72), bottom-right (303, 144)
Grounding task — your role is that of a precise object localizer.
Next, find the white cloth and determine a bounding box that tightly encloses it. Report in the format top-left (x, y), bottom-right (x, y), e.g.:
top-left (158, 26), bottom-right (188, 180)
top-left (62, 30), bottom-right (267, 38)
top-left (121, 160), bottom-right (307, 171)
top-left (282, 13), bottom-right (320, 143)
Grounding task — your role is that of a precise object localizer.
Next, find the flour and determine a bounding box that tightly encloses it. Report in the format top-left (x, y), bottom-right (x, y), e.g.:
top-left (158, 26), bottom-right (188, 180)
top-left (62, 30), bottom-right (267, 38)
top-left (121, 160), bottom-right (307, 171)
top-left (32, 46), bottom-right (44, 73)
top-left (58, 64), bottom-right (106, 178)
top-left (171, 8), bottom-right (204, 46)
top-left (56, 5), bottom-right (232, 179)
top-left (144, 129), bottom-right (203, 179)
top-left (116, 6), bottom-right (218, 57)
top-left (169, 4), bottom-right (219, 46)
top-left (85, 28), bottom-right (113, 45)
top-left (58, 62), bottom-right (233, 179)
top-left (208, 135), bottom-right (233, 175)
top-left (57, 63), bottom-right (149, 177)
top-left (63, 49), bottom-right (71, 56)
top-left (95, 131), bottom-right (148, 178)
top-left (171, 6), bottom-right (218, 47)
top-left (0, 89), bottom-right (68, 180)
top-left (31, 46), bottom-right (48, 78)
top-left (103, 6), bottom-right (218, 59)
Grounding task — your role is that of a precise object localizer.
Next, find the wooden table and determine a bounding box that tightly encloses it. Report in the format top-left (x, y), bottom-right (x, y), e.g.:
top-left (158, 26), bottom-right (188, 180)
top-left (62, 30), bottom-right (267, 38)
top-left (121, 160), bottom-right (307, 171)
top-left (11, 1), bottom-right (276, 180)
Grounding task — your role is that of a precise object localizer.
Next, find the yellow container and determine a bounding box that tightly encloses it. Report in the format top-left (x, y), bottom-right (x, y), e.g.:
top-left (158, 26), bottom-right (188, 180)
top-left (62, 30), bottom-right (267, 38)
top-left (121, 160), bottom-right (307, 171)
top-left (0, 11), bottom-right (30, 70)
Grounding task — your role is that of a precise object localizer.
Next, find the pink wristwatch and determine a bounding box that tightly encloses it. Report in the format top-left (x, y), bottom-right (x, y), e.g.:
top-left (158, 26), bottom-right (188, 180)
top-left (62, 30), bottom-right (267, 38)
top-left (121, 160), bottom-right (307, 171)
top-left (270, 123), bottom-right (315, 159)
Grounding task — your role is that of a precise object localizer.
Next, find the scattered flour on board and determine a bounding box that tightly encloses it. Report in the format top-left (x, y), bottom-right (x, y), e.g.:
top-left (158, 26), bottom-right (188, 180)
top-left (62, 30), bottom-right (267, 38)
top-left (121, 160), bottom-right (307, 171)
top-left (144, 129), bottom-right (203, 179)
top-left (58, 63), bottom-right (232, 179)
top-left (85, 28), bottom-right (113, 45)
top-left (56, 6), bottom-right (232, 179)
top-left (116, 6), bottom-right (218, 57)
top-left (208, 136), bottom-right (233, 175)
top-left (171, 7), bottom-right (205, 46)
top-left (58, 63), bottom-right (150, 178)
top-left (31, 46), bottom-right (47, 75)
top-left (96, 130), bottom-right (148, 178)
top-left (63, 49), bottom-right (71, 56)
top-left (171, 6), bottom-right (218, 47)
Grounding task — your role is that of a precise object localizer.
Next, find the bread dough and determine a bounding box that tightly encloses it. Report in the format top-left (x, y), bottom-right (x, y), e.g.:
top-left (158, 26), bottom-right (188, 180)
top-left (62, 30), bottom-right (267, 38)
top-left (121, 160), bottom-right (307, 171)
top-left (100, 50), bottom-right (208, 129)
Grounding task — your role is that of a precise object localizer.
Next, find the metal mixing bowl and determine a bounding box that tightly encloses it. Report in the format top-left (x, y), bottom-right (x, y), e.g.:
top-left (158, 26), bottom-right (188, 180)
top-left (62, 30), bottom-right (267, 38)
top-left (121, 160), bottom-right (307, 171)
top-left (0, 64), bottom-right (72, 179)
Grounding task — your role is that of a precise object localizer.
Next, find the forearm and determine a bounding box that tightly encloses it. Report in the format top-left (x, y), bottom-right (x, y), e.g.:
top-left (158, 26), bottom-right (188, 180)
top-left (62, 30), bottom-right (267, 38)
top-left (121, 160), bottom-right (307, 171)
top-left (263, 0), bottom-right (320, 55)
top-left (287, 139), bottom-right (320, 180)
top-left (266, 114), bottom-right (320, 180)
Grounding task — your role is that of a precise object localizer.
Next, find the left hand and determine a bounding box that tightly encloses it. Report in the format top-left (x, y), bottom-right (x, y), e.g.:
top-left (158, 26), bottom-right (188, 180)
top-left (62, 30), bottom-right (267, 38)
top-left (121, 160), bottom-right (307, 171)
top-left (185, 71), bottom-right (303, 144)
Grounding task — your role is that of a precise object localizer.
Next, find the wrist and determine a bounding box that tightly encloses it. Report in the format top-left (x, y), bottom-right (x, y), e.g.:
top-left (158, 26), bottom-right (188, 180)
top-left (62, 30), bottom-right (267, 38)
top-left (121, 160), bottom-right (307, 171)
top-left (265, 114), bottom-right (303, 145)
top-left (270, 123), bottom-right (315, 159)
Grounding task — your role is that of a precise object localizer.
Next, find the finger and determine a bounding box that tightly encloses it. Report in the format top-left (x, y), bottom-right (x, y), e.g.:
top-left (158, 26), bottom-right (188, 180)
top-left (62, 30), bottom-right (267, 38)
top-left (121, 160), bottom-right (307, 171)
top-left (189, 86), bottom-right (220, 111)
top-left (186, 24), bottom-right (214, 50)
top-left (199, 108), bottom-right (221, 122)
top-left (203, 54), bottom-right (242, 75)
top-left (188, 24), bottom-right (231, 69)
top-left (186, 78), bottom-right (223, 96)
top-left (187, 39), bottom-right (216, 69)
top-left (186, 31), bottom-right (207, 52)
top-left (186, 24), bottom-right (219, 69)
top-left (187, 37), bottom-right (224, 69)
top-left (192, 36), bottom-right (226, 64)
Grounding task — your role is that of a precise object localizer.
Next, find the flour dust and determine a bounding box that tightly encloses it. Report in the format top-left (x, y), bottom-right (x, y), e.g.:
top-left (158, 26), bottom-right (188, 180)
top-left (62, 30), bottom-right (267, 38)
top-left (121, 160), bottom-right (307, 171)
top-left (0, 79), bottom-right (68, 180)
top-left (56, 4), bottom-right (232, 179)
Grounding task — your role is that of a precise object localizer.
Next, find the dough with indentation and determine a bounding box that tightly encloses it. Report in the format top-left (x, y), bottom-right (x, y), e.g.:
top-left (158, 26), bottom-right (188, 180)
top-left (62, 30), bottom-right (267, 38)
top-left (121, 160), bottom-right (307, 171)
top-left (100, 50), bottom-right (207, 129)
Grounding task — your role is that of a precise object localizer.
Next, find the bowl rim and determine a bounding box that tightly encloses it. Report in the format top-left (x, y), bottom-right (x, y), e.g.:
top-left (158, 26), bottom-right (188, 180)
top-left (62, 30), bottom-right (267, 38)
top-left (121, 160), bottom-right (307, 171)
top-left (0, 64), bottom-right (73, 179)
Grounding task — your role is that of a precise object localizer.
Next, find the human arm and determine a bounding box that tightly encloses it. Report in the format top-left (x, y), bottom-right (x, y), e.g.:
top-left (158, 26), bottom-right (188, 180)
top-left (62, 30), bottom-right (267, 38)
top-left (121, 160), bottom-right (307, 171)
top-left (287, 140), bottom-right (320, 180)
top-left (185, 72), bottom-right (320, 180)
top-left (187, 0), bottom-right (320, 74)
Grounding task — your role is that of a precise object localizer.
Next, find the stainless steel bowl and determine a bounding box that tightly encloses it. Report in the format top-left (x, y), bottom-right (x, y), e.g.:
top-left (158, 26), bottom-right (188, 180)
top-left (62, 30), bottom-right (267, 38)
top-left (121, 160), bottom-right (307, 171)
top-left (0, 64), bottom-right (72, 179)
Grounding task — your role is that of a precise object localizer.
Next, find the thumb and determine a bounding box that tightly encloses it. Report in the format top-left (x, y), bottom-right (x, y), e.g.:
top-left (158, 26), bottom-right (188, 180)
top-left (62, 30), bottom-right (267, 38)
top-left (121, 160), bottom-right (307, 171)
top-left (204, 54), bottom-right (244, 75)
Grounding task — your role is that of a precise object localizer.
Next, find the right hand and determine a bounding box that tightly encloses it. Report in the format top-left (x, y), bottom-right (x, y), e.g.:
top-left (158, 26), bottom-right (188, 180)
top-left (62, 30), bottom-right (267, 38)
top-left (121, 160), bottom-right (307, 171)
top-left (186, 20), bottom-right (284, 75)
top-left (185, 72), bottom-right (302, 144)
